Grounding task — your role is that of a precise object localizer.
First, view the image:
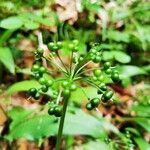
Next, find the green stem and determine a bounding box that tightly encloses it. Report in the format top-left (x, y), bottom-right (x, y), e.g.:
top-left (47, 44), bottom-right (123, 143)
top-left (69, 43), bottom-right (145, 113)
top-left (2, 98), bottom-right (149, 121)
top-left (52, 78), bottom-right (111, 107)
top-left (56, 95), bottom-right (70, 150)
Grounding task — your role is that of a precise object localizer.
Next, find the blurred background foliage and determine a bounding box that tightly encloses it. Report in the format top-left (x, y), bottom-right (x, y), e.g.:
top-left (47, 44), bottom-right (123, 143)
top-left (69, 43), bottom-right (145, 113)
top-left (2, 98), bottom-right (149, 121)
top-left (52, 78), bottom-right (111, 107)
top-left (0, 0), bottom-right (150, 149)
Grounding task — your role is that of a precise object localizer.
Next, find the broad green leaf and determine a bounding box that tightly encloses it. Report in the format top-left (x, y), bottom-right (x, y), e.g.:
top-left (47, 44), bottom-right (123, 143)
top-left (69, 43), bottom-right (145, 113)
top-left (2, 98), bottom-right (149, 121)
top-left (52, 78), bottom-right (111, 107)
top-left (24, 21), bottom-right (39, 29)
top-left (102, 51), bottom-right (131, 63)
top-left (6, 107), bottom-right (118, 141)
top-left (135, 138), bottom-right (150, 150)
top-left (125, 117), bottom-right (150, 132)
top-left (131, 105), bottom-right (150, 117)
top-left (114, 51), bottom-right (131, 63)
top-left (7, 107), bottom-right (33, 130)
top-left (107, 30), bottom-right (130, 43)
top-left (6, 80), bottom-right (40, 95)
top-left (118, 65), bottom-right (147, 78)
top-left (0, 47), bottom-right (15, 74)
top-left (0, 16), bottom-right (23, 29)
top-left (80, 140), bottom-right (109, 150)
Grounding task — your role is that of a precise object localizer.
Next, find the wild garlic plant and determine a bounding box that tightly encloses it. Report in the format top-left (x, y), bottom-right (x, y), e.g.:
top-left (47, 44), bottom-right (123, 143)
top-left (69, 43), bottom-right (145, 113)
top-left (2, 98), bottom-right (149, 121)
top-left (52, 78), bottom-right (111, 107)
top-left (28, 39), bottom-right (120, 150)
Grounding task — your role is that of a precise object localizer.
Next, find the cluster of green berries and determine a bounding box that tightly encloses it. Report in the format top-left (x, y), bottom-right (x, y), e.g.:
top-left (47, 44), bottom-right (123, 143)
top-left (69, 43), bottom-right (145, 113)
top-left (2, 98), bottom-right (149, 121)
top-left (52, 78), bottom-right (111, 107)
top-left (34, 48), bottom-right (44, 60)
top-left (89, 46), bottom-right (102, 63)
top-left (48, 104), bottom-right (63, 117)
top-left (28, 63), bottom-right (53, 100)
top-left (68, 39), bottom-right (79, 52)
top-left (86, 98), bottom-right (100, 110)
top-left (31, 63), bottom-right (47, 79)
top-left (92, 69), bottom-right (104, 82)
top-left (103, 62), bottom-right (120, 82)
top-left (124, 131), bottom-right (134, 150)
top-left (48, 41), bottom-right (62, 52)
top-left (62, 81), bottom-right (77, 96)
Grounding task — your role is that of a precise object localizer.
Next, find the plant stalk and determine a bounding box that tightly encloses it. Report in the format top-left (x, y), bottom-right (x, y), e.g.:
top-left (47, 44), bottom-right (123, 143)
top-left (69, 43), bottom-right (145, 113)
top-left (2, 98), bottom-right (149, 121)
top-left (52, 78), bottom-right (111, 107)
top-left (55, 95), bottom-right (70, 150)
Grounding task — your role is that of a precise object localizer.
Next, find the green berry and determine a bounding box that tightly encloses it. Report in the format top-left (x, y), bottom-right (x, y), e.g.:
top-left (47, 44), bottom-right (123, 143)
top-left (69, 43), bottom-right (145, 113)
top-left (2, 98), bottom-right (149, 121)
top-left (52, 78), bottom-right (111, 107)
top-left (99, 83), bottom-right (107, 91)
top-left (41, 85), bottom-right (48, 92)
top-left (57, 41), bottom-right (62, 48)
top-left (111, 72), bottom-right (120, 82)
top-left (34, 92), bottom-right (41, 100)
top-left (92, 76), bottom-right (97, 81)
top-left (39, 77), bottom-right (47, 85)
top-left (47, 80), bottom-right (53, 87)
top-left (48, 42), bottom-right (55, 50)
top-left (102, 90), bottom-right (114, 102)
top-left (54, 106), bottom-right (62, 117)
top-left (94, 56), bottom-right (101, 63)
top-left (73, 39), bottom-right (79, 45)
top-left (70, 84), bottom-right (77, 91)
top-left (62, 81), bottom-right (69, 88)
top-left (90, 98), bottom-right (100, 107)
top-left (97, 75), bottom-right (104, 81)
top-left (63, 89), bottom-right (70, 96)
top-left (86, 103), bottom-right (93, 110)
top-left (93, 69), bottom-right (101, 77)
top-left (90, 48), bottom-right (97, 54)
top-left (104, 62), bottom-right (111, 69)
top-left (28, 88), bottom-right (37, 96)
top-left (79, 56), bottom-right (84, 62)
top-left (39, 66), bottom-right (46, 74)
top-left (52, 45), bottom-right (59, 51)
top-left (105, 68), bottom-right (112, 74)
top-left (37, 48), bottom-right (44, 55)
top-left (31, 64), bottom-right (40, 72)
top-left (34, 73), bottom-right (42, 79)
top-left (48, 107), bottom-right (55, 115)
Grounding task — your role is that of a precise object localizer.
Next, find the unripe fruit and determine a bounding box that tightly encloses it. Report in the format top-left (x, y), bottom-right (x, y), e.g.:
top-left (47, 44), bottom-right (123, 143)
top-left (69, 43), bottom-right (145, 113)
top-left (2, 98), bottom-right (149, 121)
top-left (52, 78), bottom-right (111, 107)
top-left (99, 83), bottom-right (107, 91)
top-left (104, 62), bottom-right (111, 69)
top-left (86, 103), bottom-right (93, 110)
top-left (41, 85), bottom-right (49, 92)
top-left (102, 90), bottom-right (114, 102)
top-left (93, 69), bottom-right (101, 77)
top-left (63, 89), bottom-right (70, 96)
top-left (31, 64), bottom-right (40, 72)
top-left (34, 92), bottom-right (41, 100)
top-left (105, 68), bottom-right (112, 74)
top-left (111, 72), bottom-right (120, 82)
top-left (28, 88), bottom-right (37, 96)
top-left (39, 66), bottom-right (46, 74)
top-left (90, 98), bottom-right (100, 107)
top-left (70, 84), bottom-right (77, 91)
top-left (48, 107), bottom-right (55, 115)
top-left (54, 106), bottom-right (63, 117)
top-left (39, 77), bottom-right (47, 85)
top-left (47, 80), bottom-right (53, 87)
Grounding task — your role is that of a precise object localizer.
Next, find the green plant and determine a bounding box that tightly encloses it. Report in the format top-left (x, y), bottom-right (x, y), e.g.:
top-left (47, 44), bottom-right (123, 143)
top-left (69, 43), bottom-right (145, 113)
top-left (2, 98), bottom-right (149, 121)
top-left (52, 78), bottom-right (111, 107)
top-left (27, 39), bottom-right (120, 149)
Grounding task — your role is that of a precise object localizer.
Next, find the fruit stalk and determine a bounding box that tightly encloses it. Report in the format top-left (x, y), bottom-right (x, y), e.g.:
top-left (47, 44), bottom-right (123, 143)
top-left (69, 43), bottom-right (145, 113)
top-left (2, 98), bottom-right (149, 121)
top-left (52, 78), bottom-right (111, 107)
top-left (55, 95), bottom-right (70, 150)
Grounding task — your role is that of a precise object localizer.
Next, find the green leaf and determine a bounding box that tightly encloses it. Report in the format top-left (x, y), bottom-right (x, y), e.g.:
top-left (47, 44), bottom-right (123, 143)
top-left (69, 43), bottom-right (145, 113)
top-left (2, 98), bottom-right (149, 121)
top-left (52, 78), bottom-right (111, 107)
top-left (0, 16), bottom-right (23, 29)
top-left (133, 118), bottom-right (150, 132)
top-left (24, 21), bottom-right (39, 29)
top-left (7, 107), bottom-right (33, 130)
top-left (0, 47), bottom-right (15, 74)
top-left (102, 51), bottom-right (131, 63)
top-left (6, 107), bottom-right (118, 141)
top-left (80, 140), bottom-right (109, 150)
top-left (6, 80), bottom-right (40, 95)
top-left (107, 30), bottom-right (130, 43)
top-left (118, 65), bottom-right (147, 78)
top-left (125, 117), bottom-right (150, 132)
top-left (131, 105), bottom-right (150, 117)
top-left (113, 51), bottom-right (131, 63)
top-left (134, 138), bottom-right (150, 150)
